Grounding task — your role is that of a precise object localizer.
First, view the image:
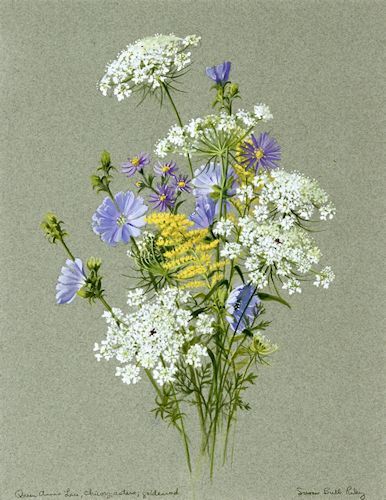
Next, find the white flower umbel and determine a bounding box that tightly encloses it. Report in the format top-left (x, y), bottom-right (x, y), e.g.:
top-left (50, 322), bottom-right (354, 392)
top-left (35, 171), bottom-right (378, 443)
top-left (253, 103), bottom-right (273, 122)
top-left (94, 287), bottom-right (213, 386)
top-left (185, 344), bottom-right (208, 369)
top-left (236, 185), bottom-right (254, 202)
top-left (221, 242), bottom-right (242, 260)
top-left (155, 109), bottom-right (263, 158)
top-left (313, 266), bottom-right (335, 288)
top-left (99, 34), bottom-right (201, 101)
top-left (213, 218), bottom-right (234, 237)
top-left (239, 215), bottom-right (333, 294)
top-left (195, 314), bottom-right (215, 336)
top-left (252, 169), bottom-right (336, 222)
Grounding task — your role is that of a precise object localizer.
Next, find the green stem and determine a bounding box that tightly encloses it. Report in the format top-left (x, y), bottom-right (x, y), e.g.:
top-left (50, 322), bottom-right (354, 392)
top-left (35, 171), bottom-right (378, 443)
top-left (189, 367), bottom-right (208, 450)
top-left (60, 237), bottom-right (75, 261)
top-left (171, 383), bottom-right (193, 473)
top-left (161, 82), bottom-right (194, 177)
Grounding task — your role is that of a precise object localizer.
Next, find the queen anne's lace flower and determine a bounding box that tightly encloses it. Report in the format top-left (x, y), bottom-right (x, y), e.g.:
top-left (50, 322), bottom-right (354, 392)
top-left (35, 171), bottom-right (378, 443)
top-left (221, 242), bottom-right (242, 260)
top-left (185, 344), bottom-right (208, 368)
top-left (99, 34), bottom-right (201, 101)
top-left (239, 215), bottom-right (331, 294)
top-left (94, 288), bottom-right (211, 386)
top-left (155, 110), bottom-right (263, 158)
top-left (253, 169), bottom-right (336, 222)
top-left (213, 218), bottom-right (234, 237)
top-left (313, 266), bottom-right (335, 288)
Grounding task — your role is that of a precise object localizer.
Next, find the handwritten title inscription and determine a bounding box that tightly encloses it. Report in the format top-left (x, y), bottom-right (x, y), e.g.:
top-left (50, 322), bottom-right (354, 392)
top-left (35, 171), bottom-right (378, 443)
top-left (14, 488), bottom-right (180, 500)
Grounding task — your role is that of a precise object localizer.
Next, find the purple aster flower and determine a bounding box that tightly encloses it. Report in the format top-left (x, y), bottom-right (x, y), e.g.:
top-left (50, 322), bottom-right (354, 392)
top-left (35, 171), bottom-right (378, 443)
top-left (154, 160), bottom-right (178, 177)
top-left (149, 185), bottom-right (176, 212)
top-left (121, 152), bottom-right (151, 177)
top-left (189, 196), bottom-right (216, 228)
top-left (56, 258), bottom-right (86, 304)
top-left (192, 162), bottom-right (237, 212)
top-left (206, 61), bottom-right (231, 85)
top-left (92, 191), bottom-right (148, 246)
top-left (226, 284), bottom-right (261, 332)
top-left (172, 174), bottom-right (192, 193)
top-left (239, 132), bottom-right (281, 171)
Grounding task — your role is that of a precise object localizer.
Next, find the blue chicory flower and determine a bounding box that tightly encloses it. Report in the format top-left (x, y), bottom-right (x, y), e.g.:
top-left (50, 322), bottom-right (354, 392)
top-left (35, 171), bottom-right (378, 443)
top-left (226, 284), bottom-right (261, 332)
top-left (239, 132), bottom-right (281, 171)
top-left (149, 184), bottom-right (176, 212)
top-left (189, 196), bottom-right (216, 228)
top-left (121, 152), bottom-right (151, 177)
top-left (56, 258), bottom-right (86, 304)
top-left (92, 191), bottom-right (148, 246)
top-left (206, 61), bottom-right (231, 85)
top-left (192, 162), bottom-right (237, 212)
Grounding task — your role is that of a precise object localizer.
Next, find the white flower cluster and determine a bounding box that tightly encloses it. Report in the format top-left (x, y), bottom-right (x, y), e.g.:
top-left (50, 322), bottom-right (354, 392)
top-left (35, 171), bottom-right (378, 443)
top-left (99, 34), bottom-right (201, 101)
top-left (94, 287), bottom-right (210, 386)
top-left (221, 242), bottom-right (242, 260)
top-left (185, 344), bottom-right (208, 368)
top-left (236, 184), bottom-right (254, 202)
top-left (253, 169), bottom-right (336, 226)
top-left (155, 106), bottom-right (269, 157)
top-left (239, 216), bottom-right (334, 294)
top-left (213, 218), bottom-right (234, 237)
top-left (313, 266), bottom-right (335, 289)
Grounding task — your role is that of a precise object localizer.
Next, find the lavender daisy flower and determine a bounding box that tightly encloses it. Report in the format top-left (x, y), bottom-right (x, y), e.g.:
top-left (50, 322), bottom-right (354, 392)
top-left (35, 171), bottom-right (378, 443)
top-left (92, 191), bottom-right (148, 246)
top-left (239, 132), bottom-right (281, 171)
top-left (172, 174), bottom-right (191, 193)
top-left (56, 258), bottom-right (86, 304)
top-left (206, 61), bottom-right (231, 85)
top-left (226, 284), bottom-right (261, 332)
top-left (149, 185), bottom-right (176, 211)
top-left (189, 196), bottom-right (216, 228)
top-left (192, 162), bottom-right (237, 211)
top-left (121, 152), bottom-right (151, 177)
top-left (154, 160), bottom-right (178, 177)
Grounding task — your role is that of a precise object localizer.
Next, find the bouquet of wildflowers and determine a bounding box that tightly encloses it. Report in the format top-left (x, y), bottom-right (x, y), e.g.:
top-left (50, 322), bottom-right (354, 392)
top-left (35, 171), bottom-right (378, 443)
top-left (41, 34), bottom-right (335, 481)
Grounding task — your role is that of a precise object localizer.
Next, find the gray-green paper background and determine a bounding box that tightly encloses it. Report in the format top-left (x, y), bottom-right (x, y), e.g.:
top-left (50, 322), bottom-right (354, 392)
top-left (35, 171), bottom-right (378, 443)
top-left (1, 1), bottom-right (385, 499)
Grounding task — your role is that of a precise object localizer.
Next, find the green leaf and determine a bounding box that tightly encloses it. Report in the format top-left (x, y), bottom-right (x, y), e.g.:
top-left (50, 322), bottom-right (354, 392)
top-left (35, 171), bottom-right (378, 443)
top-left (234, 265), bottom-right (245, 283)
top-left (257, 292), bottom-right (291, 309)
top-left (191, 307), bottom-right (210, 318)
top-left (207, 347), bottom-right (217, 376)
top-left (201, 278), bottom-right (228, 303)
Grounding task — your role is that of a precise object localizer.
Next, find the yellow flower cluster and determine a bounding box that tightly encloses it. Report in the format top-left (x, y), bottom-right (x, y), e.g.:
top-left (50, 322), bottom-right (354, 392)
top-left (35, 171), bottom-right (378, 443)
top-left (146, 212), bottom-right (227, 289)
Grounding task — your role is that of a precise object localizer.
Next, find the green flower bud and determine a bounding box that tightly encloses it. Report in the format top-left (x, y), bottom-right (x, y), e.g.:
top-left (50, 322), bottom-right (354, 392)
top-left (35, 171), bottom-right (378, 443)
top-left (100, 150), bottom-right (111, 168)
top-left (87, 257), bottom-right (102, 272)
top-left (40, 212), bottom-right (67, 243)
top-left (90, 174), bottom-right (103, 190)
top-left (76, 288), bottom-right (89, 299)
top-left (228, 83), bottom-right (239, 97)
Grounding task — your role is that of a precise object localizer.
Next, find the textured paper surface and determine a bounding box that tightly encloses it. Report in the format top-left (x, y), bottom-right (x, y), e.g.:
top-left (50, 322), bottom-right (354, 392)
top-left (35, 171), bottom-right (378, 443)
top-left (1, 1), bottom-right (385, 499)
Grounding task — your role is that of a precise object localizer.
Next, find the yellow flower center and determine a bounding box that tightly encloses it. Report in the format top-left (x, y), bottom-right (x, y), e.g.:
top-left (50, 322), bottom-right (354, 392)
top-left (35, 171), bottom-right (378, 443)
top-left (131, 157), bottom-right (140, 167)
top-left (159, 194), bottom-right (167, 201)
top-left (135, 181), bottom-right (143, 187)
top-left (254, 148), bottom-right (264, 160)
top-left (178, 181), bottom-right (186, 187)
top-left (162, 165), bottom-right (170, 173)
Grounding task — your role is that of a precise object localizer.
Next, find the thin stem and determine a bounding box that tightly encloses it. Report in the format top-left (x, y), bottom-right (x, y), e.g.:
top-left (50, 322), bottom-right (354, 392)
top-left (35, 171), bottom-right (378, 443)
top-left (161, 82), bottom-right (194, 177)
top-left (171, 382), bottom-right (193, 473)
top-left (59, 238), bottom-right (75, 261)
